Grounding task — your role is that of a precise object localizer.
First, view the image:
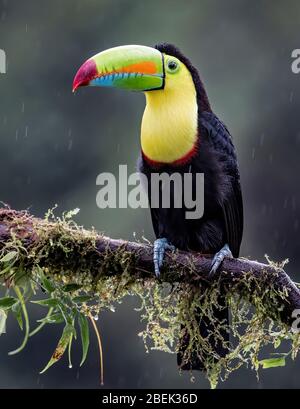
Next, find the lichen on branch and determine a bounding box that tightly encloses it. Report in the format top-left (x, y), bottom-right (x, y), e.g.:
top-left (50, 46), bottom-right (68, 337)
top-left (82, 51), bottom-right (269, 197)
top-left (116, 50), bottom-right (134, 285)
top-left (0, 205), bottom-right (300, 388)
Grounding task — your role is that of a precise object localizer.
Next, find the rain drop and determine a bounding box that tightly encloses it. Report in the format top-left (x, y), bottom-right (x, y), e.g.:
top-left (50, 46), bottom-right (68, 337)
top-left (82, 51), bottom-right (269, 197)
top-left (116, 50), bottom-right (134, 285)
top-left (260, 133), bottom-right (265, 146)
top-left (269, 153), bottom-right (273, 164)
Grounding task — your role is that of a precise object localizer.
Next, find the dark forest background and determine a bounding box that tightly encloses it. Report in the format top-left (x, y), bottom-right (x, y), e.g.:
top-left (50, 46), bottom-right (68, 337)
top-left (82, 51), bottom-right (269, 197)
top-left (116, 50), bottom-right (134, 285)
top-left (0, 0), bottom-right (299, 388)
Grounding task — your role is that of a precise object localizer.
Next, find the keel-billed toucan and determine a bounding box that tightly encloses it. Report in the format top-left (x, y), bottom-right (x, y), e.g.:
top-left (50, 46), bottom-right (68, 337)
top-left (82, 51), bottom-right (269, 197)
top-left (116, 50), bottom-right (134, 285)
top-left (73, 44), bottom-right (243, 370)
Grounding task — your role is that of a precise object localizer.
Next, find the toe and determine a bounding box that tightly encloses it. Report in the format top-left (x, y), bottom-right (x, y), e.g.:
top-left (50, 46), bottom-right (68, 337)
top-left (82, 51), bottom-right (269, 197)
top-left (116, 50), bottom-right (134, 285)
top-left (154, 262), bottom-right (160, 278)
top-left (158, 247), bottom-right (166, 268)
top-left (153, 238), bottom-right (175, 278)
top-left (153, 248), bottom-right (161, 277)
top-left (209, 244), bottom-right (233, 277)
top-left (209, 259), bottom-right (220, 277)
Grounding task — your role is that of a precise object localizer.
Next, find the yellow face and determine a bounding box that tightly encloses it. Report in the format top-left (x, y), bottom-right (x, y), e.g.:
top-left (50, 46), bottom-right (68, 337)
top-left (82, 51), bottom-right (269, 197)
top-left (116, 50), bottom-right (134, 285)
top-left (141, 53), bottom-right (198, 164)
top-left (163, 54), bottom-right (193, 93)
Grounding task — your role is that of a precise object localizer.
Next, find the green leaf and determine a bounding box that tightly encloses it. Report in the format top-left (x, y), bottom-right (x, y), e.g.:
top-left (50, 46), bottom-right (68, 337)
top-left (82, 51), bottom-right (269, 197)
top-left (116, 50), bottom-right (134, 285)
top-left (8, 286), bottom-right (30, 355)
top-left (0, 309), bottom-right (7, 335)
top-left (58, 303), bottom-right (73, 325)
top-left (37, 312), bottom-right (64, 324)
top-left (73, 295), bottom-right (93, 304)
top-left (40, 324), bottom-right (75, 374)
top-left (32, 298), bottom-right (59, 307)
top-left (0, 251), bottom-right (18, 263)
top-left (13, 269), bottom-right (30, 287)
top-left (12, 302), bottom-right (23, 330)
top-left (0, 296), bottom-right (18, 310)
top-left (259, 356), bottom-right (286, 369)
top-left (29, 307), bottom-right (54, 337)
top-left (62, 284), bottom-right (82, 293)
top-left (274, 338), bottom-right (282, 349)
top-left (37, 267), bottom-right (56, 293)
top-left (78, 313), bottom-right (90, 366)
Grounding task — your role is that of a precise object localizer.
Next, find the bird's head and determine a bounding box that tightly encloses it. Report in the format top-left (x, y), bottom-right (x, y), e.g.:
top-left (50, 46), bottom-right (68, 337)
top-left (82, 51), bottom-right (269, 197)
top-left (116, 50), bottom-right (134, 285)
top-left (72, 43), bottom-right (204, 100)
top-left (72, 44), bottom-right (211, 164)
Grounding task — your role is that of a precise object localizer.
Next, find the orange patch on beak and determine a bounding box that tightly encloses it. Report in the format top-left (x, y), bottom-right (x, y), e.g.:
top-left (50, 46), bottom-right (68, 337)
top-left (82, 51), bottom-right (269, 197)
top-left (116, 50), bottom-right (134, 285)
top-left (121, 61), bottom-right (158, 75)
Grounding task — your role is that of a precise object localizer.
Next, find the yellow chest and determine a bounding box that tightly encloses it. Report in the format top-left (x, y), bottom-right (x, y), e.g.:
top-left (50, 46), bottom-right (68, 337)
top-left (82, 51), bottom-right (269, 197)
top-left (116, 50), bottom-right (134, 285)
top-left (141, 75), bottom-right (198, 164)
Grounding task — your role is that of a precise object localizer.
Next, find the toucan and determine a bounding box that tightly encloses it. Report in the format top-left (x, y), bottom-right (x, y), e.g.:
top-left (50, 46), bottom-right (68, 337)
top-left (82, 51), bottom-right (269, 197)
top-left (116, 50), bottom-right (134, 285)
top-left (73, 43), bottom-right (243, 370)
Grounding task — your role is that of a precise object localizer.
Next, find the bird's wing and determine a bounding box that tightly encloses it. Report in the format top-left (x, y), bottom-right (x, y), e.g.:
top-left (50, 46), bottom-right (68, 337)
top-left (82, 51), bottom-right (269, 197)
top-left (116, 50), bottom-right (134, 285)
top-left (200, 112), bottom-right (244, 257)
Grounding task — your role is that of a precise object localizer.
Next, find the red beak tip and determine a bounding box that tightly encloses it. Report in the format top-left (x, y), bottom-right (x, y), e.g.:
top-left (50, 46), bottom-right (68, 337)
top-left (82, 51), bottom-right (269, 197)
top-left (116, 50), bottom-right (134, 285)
top-left (72, 59), bottom-right (98, 94)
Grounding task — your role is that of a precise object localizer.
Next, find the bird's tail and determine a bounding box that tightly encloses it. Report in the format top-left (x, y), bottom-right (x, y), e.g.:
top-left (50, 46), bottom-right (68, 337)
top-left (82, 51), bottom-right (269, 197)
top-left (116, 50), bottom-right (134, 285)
top-left (177, 296), bottom-right (229, 371)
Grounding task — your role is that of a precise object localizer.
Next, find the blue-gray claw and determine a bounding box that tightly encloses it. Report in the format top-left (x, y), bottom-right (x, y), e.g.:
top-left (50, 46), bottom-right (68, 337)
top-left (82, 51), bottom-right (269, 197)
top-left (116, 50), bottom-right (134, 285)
top-left (209, 244), bottom-right (233, 277)
top-left (153, 238), bottom-right (175, 277)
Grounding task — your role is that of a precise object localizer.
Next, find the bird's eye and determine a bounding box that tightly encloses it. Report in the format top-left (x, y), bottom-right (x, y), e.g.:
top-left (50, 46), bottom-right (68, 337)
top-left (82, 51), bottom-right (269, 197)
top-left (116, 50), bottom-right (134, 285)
top-left (167, 60), bottom-right (179, 73)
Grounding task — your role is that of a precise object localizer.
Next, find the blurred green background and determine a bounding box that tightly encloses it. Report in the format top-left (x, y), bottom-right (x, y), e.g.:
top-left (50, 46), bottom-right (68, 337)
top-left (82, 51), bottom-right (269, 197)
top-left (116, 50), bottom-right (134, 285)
top-left (0, 0), bottom-right (300, 389)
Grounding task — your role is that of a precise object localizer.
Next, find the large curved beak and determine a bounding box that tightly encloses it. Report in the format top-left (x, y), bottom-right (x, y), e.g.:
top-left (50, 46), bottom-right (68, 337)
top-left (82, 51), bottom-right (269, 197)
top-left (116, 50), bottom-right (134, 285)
top-left (72, 45), bottom-right (164, 93)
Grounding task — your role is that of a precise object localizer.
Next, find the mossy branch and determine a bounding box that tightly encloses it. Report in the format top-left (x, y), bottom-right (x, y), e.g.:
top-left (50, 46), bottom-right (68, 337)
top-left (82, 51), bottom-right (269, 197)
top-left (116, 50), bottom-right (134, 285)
top-left (0, 207), bottom-right (298, 326)
top-left (1, 206), bottom-right (300, 388)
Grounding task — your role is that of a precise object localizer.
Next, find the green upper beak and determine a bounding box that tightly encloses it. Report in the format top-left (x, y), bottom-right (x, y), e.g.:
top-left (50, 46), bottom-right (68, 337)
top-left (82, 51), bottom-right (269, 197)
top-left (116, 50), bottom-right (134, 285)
top-left (73, 45), bottom-right (164, 93)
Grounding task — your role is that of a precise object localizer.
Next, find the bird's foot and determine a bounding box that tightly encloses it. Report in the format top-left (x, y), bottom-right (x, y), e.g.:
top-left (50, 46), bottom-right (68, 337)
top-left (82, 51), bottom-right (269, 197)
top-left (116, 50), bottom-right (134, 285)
top-left (209, 244), bottom-right (233, 277)
top-left (153, 238), bottom-right (175, 278)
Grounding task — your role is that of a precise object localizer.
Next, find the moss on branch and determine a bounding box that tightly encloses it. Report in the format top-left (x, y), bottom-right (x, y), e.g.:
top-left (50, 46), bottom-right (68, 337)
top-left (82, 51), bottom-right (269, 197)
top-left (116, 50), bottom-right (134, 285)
top-left (0, 206), bottom-right (299, 388)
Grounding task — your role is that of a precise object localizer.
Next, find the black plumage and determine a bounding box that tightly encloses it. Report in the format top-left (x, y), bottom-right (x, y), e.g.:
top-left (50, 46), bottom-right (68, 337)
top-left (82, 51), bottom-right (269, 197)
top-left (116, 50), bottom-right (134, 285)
top-left (138, 44), bottom-right (243, 369)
